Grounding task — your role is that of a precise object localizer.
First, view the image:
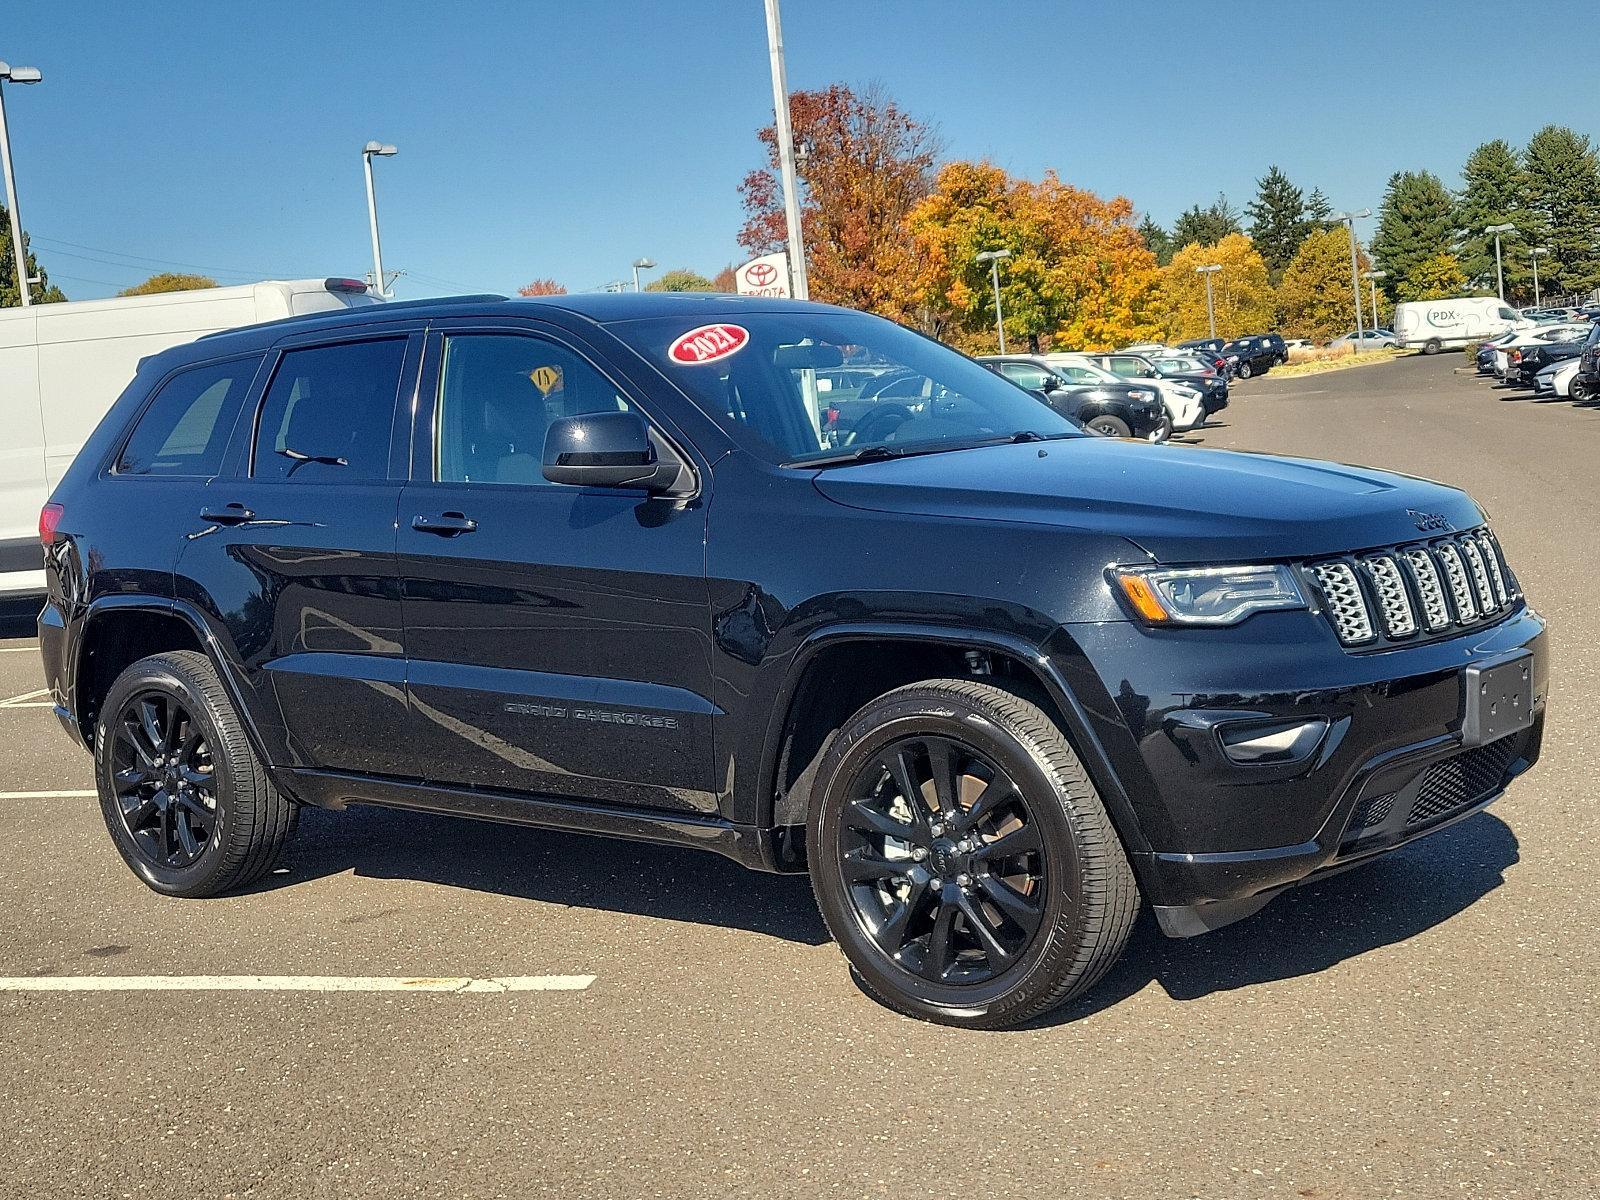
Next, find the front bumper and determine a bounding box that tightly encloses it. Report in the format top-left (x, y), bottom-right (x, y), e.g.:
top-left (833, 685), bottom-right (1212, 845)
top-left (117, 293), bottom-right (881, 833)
top-left (1045, 605), bottom-right (1548, 935)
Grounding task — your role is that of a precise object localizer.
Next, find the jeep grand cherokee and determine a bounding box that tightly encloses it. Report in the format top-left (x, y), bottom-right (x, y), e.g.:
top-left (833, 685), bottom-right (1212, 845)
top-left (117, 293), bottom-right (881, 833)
top-left (36, 294), bottom-right (1548, 1028)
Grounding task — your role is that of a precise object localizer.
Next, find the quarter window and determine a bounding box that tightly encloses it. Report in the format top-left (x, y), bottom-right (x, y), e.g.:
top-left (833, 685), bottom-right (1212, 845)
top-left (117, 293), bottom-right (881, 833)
top-left (253, 339), bottom-right (407, 482)
top-left (116, 356), bottom-right (260, 476)
top-left (435, 334), bottom-right (630, 485)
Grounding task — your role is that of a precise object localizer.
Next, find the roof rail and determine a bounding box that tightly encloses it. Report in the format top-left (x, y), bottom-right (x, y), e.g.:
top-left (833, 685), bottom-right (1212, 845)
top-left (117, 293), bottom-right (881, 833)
top-left (197, 293), bottom-right (509, 340)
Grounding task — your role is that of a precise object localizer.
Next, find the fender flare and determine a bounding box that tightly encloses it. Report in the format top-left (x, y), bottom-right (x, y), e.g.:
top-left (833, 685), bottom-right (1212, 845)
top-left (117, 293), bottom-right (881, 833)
top-left (754, 621), bottom-right (1153, 864)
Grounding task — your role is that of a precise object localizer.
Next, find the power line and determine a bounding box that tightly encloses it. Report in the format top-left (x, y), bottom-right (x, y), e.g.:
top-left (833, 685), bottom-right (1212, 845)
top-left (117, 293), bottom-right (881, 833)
top-left (28, 233), bottom-right (300, 280)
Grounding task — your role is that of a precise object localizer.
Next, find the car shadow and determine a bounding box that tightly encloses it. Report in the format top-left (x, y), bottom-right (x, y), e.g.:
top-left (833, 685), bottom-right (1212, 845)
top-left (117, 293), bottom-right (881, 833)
top-left (1030, 811), bottom-right (1519, 1028)
top-left (0, 598), bottom-right (41, 640)
top-left (261, 803), bottom-right (832, 945)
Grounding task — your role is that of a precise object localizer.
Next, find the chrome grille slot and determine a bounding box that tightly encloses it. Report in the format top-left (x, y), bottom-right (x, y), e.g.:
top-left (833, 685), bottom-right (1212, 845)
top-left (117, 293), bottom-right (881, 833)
top-left (1309, 562), bottom-right (1375, 644)
top-left (1308, 525), bottom-right (1519, 650)
top-left (1360, 555), bottom-right (1416, 638)
top-left (1401, 548), bottom-right (1452, 630)
top-left (1459, 537), bottom-right (1498, 613)
top-left (1434, 542), bottom-right (1477, 622)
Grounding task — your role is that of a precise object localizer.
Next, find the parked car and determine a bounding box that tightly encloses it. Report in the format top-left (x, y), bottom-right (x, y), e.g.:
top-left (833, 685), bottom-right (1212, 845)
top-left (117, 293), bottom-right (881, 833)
top-left (1573, 319), bottom-right (1600, 401)
top-left (1072, 352), bottom-right (1208, 430)
top-left (1513, 335), bottom-right (1588, 389)
top-left (1534, 357), bottom-right (1581, 399)
top-left (1493, 324), bottom-right (1592, 382)
top-left (1475, 331), bottom-right (1519, 374)
top-left (1246, 333), bottom-right (1289, 365)
top-left (1147, 353), bottom-right (1230, 415)
top-left (1394, 296), bottom-right (1525, 354)
top-left (978, 355), bottom-right (1170, 441)
top-left (0, 277), bottom-right (379, 597)
top-left (1283, 338), bottom-right (1315, 352)
top-left (35, 292), bottom-right (1547, 1029)
top-left (1177, 337), bottom-right (1225, 356)
top-left (1221, 336), bottom-right (1277, 379)
top-left (1327, 329), bottom-right (1398, 351)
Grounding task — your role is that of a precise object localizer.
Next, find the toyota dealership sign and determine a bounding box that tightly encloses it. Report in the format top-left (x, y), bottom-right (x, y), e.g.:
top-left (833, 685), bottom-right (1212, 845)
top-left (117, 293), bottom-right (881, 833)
top-left (735, 252), bottom-right (791, 298)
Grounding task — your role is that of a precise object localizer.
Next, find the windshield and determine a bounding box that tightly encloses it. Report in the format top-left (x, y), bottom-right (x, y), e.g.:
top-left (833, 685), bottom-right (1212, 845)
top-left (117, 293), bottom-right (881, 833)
top-left (1046, 355), bottom-right (1121, 385)
top-left (618, 310), bottom-right (1081, 466)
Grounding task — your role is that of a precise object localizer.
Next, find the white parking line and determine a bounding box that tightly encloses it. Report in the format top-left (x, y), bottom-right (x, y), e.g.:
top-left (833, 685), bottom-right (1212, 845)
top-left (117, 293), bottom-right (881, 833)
top-left (0, 689), bottom-right (52, 708)
top-left (0, 974), bottom-right (596, 993)
top-left (0, 646), bottom-right (38, 653)
top-left (0, 790), bottom-right (96, 800)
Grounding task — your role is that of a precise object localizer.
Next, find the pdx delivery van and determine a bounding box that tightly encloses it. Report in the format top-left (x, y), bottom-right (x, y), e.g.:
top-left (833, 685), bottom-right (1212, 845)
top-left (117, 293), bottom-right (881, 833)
top-left (1, 278), bottom-right (378, 596)
top-left (1393, 296), bottom-right (1526, 354)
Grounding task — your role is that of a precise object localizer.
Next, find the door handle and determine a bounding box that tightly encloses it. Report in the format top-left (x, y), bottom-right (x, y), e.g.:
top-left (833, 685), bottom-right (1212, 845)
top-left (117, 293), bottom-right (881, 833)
top-left (199, 503), bottom-right (254, 526)
top-left (411, 512), bottom-right (477, 536)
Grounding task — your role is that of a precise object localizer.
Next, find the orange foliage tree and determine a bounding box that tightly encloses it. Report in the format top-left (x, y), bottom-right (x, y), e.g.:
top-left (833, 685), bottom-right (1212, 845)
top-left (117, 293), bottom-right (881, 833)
top-left (517, 278), bottom-right (566, 296)
top-left (907, 161), bottom-right (1161, 352)
top-left (738, 83), bottom-right (941, 323)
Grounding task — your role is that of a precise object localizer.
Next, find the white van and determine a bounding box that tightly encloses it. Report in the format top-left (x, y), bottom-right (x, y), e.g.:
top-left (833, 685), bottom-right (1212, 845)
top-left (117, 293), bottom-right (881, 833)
top-left (1, 278), bottom-right (378, 595)
top-left (1393, 296), bottom-right (1525, 354)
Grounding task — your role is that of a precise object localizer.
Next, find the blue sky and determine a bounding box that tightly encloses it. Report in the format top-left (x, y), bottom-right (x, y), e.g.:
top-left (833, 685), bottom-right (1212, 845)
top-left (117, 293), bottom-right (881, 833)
top-left (7, 1), bottom-right (1591, 302)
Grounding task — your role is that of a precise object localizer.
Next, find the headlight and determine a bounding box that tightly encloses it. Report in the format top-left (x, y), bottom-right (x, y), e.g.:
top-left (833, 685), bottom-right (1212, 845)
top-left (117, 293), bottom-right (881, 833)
top-left (1128, 388), bottom-right (1153, 402)
top-left (1110, 564), bottom-right (1307, 627)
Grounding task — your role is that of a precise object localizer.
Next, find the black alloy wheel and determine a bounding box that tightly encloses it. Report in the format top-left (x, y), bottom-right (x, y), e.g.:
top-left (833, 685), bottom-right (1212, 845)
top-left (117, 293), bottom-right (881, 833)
top-left (110, 689), bottom-right (217, 869)
top-left (1086, 415), bottom-right (1132, 438)
top-left (838, 734), bottom-right (1046, 986)
top-left (1237, 360), bottom-right (1254, 379)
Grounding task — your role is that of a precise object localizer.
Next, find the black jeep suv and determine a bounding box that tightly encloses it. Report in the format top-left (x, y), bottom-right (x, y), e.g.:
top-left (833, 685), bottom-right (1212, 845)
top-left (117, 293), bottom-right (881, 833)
top-left (37, 294), bottom-right (1548, 1028)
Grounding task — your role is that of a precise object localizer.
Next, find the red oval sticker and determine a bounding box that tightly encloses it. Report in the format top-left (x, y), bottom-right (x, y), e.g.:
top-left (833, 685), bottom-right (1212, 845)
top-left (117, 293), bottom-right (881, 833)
top-left (667, 323), bottom-right (749, 366)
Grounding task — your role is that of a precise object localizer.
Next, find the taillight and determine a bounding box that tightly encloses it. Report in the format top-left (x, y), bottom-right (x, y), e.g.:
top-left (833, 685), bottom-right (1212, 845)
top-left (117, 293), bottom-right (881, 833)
top-left (39, 502), bottom-right (64, 546)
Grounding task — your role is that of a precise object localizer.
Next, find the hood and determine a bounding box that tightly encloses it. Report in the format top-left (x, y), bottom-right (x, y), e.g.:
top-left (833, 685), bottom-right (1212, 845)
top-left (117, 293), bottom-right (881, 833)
top-left (811, 438), bottom-right (1484, 563)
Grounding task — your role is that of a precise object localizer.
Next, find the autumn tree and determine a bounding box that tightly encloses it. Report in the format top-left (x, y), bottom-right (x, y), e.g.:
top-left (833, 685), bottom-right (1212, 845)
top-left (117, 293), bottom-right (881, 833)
top-left (117, 272), bottom-right (217, 296)
top-left (1372, 170), bottom-right (1455, 301)
top-left (517, 278), bottom-right (566, 296)
top-left (711, 264), bottom-right (737, 291)
top-left (645, 269), bottom-right (715, 292)
top-left (1278, 226), bottom-right (1370, 343)
top-left (908, 161), bottom-right (1160, 352)
top-left (1401, 252), bottom-right (1469, 302)
top-left (1154, 234), bottom-right (1275, 342)
top-left (738, 83), bottom-right (940, 323)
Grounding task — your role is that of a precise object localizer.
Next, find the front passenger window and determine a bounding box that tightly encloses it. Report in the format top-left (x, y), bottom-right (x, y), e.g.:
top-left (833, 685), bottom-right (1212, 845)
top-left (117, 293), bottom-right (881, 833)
top-left (436, 334), bottom-right (630, 485)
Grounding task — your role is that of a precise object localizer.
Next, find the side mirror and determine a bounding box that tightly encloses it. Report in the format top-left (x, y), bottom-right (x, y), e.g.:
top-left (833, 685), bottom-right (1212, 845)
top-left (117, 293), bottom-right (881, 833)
top-left (542, 410), bottom-right (681, 492)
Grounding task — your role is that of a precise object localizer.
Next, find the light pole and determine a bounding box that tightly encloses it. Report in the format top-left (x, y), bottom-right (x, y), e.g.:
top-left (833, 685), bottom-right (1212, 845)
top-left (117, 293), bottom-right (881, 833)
top-left (1332, 209), bottom-right (1371, 347)
top-left (976, 248), bottom-right (1012, 353)
top-left (361, 141), bottom-right (397, 298)
top-left (1195, 264), bottom-right (1221, 340)
top-left (1531, 246), bottom-right (1549, 307)
top-left (762, 0), bottom-right (808, 300)
top-left (0, 61), bottom-right (44, 307)
top-left (1486, 222), bottom-right (1515, 302)
top-left (1361, 269), bottom-right (1387, 333)
top-left (631, 257), bottom-right (656, 293)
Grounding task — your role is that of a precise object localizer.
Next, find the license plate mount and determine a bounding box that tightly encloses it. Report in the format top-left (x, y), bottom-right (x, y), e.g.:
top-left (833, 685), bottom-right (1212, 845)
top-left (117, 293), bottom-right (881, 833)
top-left (1460, 652), bottom-right (1534, 747)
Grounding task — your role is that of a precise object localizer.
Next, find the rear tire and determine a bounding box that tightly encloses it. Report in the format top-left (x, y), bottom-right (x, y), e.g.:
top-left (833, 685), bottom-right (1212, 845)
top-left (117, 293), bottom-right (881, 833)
top-left (808, 679), bottom-right (1140, 1029)
top-left (1086, 415), bottom-right (1131, 438)
top-left (1423, 338), bottom-right (1442, 355)
top-left (1237, 361), bottom-right (1254, 380)
top-left (96, 650), bottom-right (297, 898)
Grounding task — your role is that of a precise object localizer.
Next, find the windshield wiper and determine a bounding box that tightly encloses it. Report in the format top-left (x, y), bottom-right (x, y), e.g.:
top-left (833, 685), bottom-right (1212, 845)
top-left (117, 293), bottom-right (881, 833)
top-left (792, 431), bottom-right (1074, 469)
top-left (788, 444), bottom-right (906, 469)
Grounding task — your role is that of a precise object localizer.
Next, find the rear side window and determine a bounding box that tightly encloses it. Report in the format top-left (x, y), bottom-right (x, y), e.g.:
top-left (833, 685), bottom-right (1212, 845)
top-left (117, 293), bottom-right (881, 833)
top-left (253, 339), bottom-right (407, 483)
top-left (116, 356), bottom-right (260, 477)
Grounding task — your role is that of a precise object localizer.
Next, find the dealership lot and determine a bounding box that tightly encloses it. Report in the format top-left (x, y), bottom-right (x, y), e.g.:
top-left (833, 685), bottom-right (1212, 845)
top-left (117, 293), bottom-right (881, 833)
top-left (1, 354), bottom-right (1595, 1199)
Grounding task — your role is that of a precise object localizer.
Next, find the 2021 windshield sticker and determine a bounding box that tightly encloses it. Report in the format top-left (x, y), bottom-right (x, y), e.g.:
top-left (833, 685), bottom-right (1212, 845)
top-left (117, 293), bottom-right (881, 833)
top-left (668, 323), bottom-right (749, 365)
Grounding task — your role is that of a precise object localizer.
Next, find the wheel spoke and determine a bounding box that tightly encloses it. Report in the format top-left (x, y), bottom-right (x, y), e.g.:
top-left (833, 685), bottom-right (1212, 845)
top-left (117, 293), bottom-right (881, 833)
top-left (976, 873), bottom-right (1043, 933)
top-left (180, 766), bottom-right (213, 790)
top-left (972, 822), bottom-right (1042, 863)
top-left (919, 898), bottom-right (958, 981)
top-left (114, 766), bottom-right (154, 792)
top-left (840, 850), bottom-right (909, 885)
top-left (124, 794), bottom-right (160, 832)
top-left (924, 739), bottom-right (958, 815)
top-left (157, 796), bottom-right (174, 862)
top-left (174, 810), bottom-right (200, 859)
top-left (956, 892), bottom-right (1015, 965)
top-left (955, 776), bottom-right (1013, 833)
top-left (886, 748), bottom-right (929, 831)
top-left (123, 718), bottom-right (159, 768)
top-left (845, 797), bottom-right (917, 842)
top-left (877, 876), bottom-right (930, 953)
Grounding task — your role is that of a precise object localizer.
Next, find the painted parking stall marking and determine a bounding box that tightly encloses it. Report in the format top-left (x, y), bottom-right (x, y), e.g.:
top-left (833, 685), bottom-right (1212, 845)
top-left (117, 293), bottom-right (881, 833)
top-left (0, 790), bottom-right (96, 801)
top-left (0, 974), bottom-right (596, 994)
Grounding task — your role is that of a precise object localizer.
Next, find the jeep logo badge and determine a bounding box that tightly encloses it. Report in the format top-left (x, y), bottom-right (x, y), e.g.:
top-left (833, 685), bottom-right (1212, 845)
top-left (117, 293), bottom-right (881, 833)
top-left (1409, 509), bottom-right (1453, 533)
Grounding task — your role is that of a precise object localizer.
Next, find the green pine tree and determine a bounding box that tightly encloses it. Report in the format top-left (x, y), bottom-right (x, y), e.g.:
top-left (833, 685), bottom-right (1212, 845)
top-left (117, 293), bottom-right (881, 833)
top-left (1372, 170), bottom-right (1456, 301)
top-left (1522, 124), bottom-right (1600, 299)
top-left (1245, 166), bottom-right (1310, 280)
top-left (1170, 194), bottom-right (1242, 249)
top-left (1305, 187), bottom-right (1334, 229)
top-left (1455, 140), bottom-right (1531, 298)
top-left (0, 204), bottom-right (67, 305)
top-left (1137, 215), bottom-right (1173, 266)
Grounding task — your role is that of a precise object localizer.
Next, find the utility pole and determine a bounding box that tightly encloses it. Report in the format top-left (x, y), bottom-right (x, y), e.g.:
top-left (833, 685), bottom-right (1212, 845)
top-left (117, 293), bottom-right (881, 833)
top-left (976, 249), bottom-right (1012, 353)
top-left (1486, 223), bottom-right (1515, 302)
top-left (1195, 264), bottom-right (1221, 340)
top-left (1362, 270), bottom-right (1387, 333)
top-left (362, 141), bottom-right (397, 298)
top-left (1531, 247), bottom-right (1548, 307)
top-left (1333, 209), bottom-right (1371, 347)
top-left (763, 0), bottom-right (808, 300)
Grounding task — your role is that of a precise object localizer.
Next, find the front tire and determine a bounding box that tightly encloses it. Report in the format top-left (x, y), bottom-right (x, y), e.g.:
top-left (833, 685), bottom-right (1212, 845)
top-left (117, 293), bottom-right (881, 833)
top-left (1423, 338), bottom-right (1442, 355)
top-left (96, 650), bottom-right (297, 898)
top-left (808, 679), bottom-right (1139, 1029)
top-left (1237, 361), bottom-right (1254, 380)
top-left (1086, 414), bottom-right (1131, 438)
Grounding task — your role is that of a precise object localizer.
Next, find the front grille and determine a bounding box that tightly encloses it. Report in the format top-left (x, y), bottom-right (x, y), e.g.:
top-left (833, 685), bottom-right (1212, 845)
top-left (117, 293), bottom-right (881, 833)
top-left (1307, 528), bottom-right (1520, 649)
top-left (1349, 792), bottom-right (1395, 831)
top-left (1406, 737), bottom-right (1520, 827)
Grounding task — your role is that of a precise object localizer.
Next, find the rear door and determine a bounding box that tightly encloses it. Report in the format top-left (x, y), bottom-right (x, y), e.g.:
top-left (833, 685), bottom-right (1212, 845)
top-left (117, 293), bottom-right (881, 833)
top-left (175, 326), bottom-right (421, 777)
top-left (395, 319), bottom-right (718, 814)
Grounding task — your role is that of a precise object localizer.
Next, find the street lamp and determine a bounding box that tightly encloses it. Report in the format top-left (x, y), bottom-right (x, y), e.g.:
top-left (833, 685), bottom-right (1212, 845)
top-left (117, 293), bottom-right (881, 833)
top-left (1332, 209), bottom-right (1371, 348)
top-left (0, 61), bottom-right (44, 307)
top-left (975, 249), bottom-right (1013, 353)
top-left (763, 0), bottom-right (809, 301)
top-left (361, 141), bottom-right (397, 298)
top-left (1531, 246), bottom-right (1549, 307)
top-left (1195, 264), bottom-right (1222, 340)
top-left (1485, 222), bottom-right (1516, 302)
top-left (1361, 269), bottom-right (1387, 335)
top-left (631, 257), bottom-right (657, 293)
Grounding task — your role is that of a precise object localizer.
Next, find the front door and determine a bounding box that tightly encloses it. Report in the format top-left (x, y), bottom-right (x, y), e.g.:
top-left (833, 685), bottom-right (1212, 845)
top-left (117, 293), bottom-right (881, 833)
top-left (397, 326), bottom-right (717, 814)
top-left (176, 331), bottom-right (419, 777)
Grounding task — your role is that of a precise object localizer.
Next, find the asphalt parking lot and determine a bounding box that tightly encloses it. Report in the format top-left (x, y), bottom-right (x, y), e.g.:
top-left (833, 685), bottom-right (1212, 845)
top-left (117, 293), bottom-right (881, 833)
top-left (2, 353), bottom-right (1596, 1200)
